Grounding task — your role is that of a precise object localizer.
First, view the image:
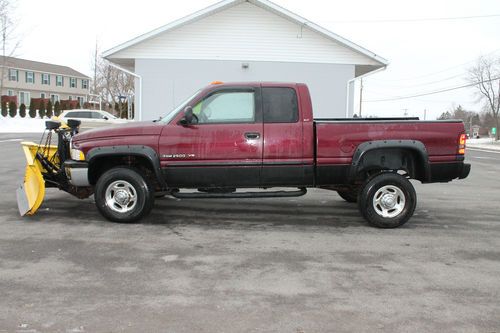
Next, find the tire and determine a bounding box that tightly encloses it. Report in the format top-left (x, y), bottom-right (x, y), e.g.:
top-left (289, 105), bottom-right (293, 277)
top-left (95, 167), bottom-right (155, 223)
top-left (337, 189), bottom-right (358, 203)
top-left (358, 173), bottom-right (416, 228)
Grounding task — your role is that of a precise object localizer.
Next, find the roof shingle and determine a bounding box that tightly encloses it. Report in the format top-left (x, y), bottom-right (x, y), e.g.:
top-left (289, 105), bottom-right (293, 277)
top-left (0, 56), bottom-right (89, 78)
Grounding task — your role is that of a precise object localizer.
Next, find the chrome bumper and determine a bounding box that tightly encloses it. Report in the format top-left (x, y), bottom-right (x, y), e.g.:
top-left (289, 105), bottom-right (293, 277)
top-left (64, 160), bottom-right (90, 187)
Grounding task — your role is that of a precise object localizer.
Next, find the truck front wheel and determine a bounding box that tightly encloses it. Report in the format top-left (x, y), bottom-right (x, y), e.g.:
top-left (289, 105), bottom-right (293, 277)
top-left (95, 167), bottom-right (154, 223)
top-left (358, 173), bottom-right (416, 228)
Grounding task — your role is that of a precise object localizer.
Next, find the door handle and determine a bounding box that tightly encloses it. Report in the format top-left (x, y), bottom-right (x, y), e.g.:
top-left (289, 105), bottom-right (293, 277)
top-left (244, 132), bottom-right (261, 140)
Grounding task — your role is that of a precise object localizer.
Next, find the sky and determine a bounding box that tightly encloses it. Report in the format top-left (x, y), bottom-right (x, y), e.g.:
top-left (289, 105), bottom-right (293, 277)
top-left (12, 0), bottom-right (500, 120)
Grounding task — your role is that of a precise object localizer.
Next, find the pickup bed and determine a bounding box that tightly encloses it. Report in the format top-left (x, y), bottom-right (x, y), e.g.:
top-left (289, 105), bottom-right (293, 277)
top-left (59, 82), bottom-right (470, 227)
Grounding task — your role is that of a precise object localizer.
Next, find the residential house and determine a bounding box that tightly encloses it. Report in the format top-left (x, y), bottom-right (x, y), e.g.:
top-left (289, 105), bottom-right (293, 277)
top-left (1, 56), bottom-right (90, 107)
top-left (103, 0), bottom-right (387, 120)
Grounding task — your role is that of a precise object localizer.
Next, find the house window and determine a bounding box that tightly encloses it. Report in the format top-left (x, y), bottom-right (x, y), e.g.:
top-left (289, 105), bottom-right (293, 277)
top-left (50, 94), bottom-right (59, 103)
top-left (68, 95), bottom-right (72, 100)
top-left (56, 75), bottom-right (63, 87)
top-left (40, 93), bottom-right (46, 99)
top-left (70, 77), bottom-right (77, 88)
top-left (77, 96), bottom-right (85, 106)
top-left (26, 71), bottom-right (35, 84)
top-left (81, 79), bottom-right (88, 89)
top-left (42, 73), bottom-right (50, 85)
top-left (9, 69), bottom-right (18, 81)
top-left (19, 91), bottom-right (30, 106)
top-left (7, 90), bottom-right (14, 96)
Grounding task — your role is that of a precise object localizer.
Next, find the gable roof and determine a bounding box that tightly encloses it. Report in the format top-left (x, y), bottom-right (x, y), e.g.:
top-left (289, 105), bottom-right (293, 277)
top-left (0, 56), bottom-right (89, 78)
top-left (103, 0), bottom-right (388, 67)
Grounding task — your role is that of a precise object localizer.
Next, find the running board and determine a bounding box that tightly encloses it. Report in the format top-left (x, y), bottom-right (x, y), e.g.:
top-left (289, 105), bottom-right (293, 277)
top-left (171, 187), bottom-right (307, 199)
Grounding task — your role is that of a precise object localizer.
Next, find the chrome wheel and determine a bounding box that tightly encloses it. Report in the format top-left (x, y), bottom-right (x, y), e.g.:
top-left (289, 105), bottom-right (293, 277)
top-left (372, 185), bottom-right (406, 218)
top-left (105, 180), bottom-right (137, 213)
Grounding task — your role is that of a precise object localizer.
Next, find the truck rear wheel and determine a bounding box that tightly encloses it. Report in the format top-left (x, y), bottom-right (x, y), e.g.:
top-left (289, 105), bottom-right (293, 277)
top-left (358, 173), bottom-right (416, 228)
top-left (95, 167), bottom-right (154, 223)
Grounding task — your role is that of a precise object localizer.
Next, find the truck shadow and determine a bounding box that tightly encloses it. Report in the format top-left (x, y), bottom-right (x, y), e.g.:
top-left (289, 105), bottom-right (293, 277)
top-left (146, 196), bottom-right (369, 229)
top-left (24, 192), bottom-right (431, 230)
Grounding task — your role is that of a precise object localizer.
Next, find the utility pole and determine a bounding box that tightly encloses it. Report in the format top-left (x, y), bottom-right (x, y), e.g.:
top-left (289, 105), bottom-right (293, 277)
top-left (424, 109), bottom-right (427, 120)
top-left (359, 78), bottom-right (363, 118)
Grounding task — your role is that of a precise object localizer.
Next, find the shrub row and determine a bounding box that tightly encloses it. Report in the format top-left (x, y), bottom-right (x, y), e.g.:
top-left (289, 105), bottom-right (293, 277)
top-left (0, 100), bottom-right (69, 118)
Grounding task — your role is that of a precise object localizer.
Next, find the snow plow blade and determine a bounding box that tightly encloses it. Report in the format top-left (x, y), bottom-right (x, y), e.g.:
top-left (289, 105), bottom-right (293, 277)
top-left (16, 142), bottom-right (57, 216)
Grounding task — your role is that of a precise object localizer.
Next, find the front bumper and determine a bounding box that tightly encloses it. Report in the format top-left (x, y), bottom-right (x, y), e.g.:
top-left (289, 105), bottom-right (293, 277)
top-left (64, 160), bottom-right (90, 187)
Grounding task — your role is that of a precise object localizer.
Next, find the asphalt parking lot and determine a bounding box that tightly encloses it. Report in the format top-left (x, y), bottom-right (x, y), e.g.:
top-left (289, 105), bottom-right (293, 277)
top-left (0, 133), bottom-right (499, 333)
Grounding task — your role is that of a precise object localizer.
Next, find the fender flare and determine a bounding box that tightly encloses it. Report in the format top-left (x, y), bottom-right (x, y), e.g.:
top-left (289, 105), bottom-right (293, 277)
top-left (349, 140), bottom-right (430, 183)
top-left (86, 145), bottom-right (165, 187)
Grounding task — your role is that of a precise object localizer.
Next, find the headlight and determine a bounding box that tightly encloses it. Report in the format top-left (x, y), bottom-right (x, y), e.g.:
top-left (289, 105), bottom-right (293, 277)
top-left (70, 148), bottom-right (85, 161)
top-left (70, 139), bottom-right (85, 161)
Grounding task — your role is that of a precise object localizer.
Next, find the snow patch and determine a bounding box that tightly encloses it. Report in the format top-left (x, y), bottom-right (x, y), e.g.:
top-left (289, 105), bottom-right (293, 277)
top-left (468, 138), bottom-right (500, 151)
top-left (0, 115), bottom-right (47, 133)
top-left (162, 255), bottom-right (179, 262)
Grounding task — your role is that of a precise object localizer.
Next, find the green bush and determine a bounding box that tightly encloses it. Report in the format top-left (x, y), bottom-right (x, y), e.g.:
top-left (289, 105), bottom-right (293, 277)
top-left (54, 101), bottom-right (61, 116)
top-left (46, 100), bottom-right (53, 118)
top-left (8, 101), bottom-right (16, 117)
top-left (19, 103), bottom-right (26, 118)
top-left (29, 101), bottom-right (36, 118)
top-left (1, 101), bottom-right (7, 117)
top-left (38, 101), bottom-right (46, 119)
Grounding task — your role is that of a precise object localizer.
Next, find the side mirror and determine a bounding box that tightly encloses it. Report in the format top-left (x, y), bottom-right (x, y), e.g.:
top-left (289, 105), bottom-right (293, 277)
top-left (103, 116), bottom-right (109, 120)
top-left (180, 106), bottom-right (194, 126)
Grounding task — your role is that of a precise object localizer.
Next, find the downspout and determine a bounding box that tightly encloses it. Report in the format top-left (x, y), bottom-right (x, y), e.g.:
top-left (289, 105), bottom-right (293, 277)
top-left (345, 66), bottom-right (387, 118)
top-left (108, 62), bottom-right (142, 121)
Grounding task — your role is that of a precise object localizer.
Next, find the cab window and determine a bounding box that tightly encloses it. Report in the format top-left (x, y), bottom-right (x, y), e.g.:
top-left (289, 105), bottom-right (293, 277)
top-left (262, 87), bottom-right (298, 123)
top-left (193, 91), bottom-right (255, 124)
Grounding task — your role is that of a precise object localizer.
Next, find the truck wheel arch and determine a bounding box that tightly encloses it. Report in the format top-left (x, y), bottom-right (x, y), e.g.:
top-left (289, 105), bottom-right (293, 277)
top-left (86, 145), bottom-right (165, 187)
top-left (349, 140), bottom-right (430, 183)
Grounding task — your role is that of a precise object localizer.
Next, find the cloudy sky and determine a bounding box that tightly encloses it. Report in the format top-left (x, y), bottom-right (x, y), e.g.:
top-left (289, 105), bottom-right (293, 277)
top-left (13, 0), bottom-right (500, 119)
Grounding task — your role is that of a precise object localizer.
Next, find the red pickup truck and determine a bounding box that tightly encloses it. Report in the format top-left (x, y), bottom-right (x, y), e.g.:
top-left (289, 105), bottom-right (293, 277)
top-left (21, 82), bottom-right (471, 228)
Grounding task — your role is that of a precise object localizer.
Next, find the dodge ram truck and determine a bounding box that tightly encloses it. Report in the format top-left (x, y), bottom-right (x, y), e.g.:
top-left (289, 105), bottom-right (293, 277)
top-left (17, 82), bottom-right (471, 228)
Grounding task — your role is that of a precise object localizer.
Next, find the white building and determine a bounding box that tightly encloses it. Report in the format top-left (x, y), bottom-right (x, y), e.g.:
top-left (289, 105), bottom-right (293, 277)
top-left (103, 0), bottom-right (387, 121)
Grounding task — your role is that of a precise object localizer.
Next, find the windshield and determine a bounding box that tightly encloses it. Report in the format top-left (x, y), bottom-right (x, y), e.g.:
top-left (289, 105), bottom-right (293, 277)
top-left (160, 90), bottom-right (201, 123)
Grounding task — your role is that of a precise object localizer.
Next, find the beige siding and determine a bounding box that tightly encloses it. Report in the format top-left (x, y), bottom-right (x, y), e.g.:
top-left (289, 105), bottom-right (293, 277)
top-left (2, 69), bottom-right (89, 96)
top-left (113, 2), bottom-right (379, 66)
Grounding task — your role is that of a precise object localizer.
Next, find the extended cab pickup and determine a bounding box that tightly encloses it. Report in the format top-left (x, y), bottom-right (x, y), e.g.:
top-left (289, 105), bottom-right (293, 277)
top-left (65, 82), bottom-right (470, 227)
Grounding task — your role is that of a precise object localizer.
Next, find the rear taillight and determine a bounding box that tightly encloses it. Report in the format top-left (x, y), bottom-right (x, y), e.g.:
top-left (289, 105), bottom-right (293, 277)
top-left (458, 133), bottom-right (466, 155)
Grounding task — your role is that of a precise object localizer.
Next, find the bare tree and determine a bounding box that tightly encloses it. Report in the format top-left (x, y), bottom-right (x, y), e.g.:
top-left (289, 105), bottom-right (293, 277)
top-left (90, 41), bottom-right (134, 116)
top-left (0, 0), bottom-right (19, 94)
top-left (469, 56), bottom-right (500, 140)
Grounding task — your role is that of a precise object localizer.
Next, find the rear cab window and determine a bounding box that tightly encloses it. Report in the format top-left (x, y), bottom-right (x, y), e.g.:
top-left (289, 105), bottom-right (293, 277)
top-left (262, 87), bottom-right (299, 123)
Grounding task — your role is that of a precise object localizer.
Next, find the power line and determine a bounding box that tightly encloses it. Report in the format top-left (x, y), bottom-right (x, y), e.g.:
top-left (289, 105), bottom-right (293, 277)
top-left (367, 48), bottom-right (500, 82)
top-left (328, 14), bottom-right (500, 24)
top-left (364, 76), bottom-right (500, 102)
top-left (367, 73), bottom-right (466, 89)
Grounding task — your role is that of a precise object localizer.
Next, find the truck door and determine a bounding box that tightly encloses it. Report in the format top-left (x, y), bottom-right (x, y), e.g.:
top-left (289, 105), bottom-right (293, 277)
top-left (261, 86), bottom-right (311, 186)
top-left (159, 87), bottom-right (264, 188)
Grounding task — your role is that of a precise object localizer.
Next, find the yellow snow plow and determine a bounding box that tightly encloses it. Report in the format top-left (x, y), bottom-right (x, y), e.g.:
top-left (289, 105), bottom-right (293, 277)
top-left (16, 141), bottom-right (58, 215)
top-left (16, 119), bottom-right (91, 216)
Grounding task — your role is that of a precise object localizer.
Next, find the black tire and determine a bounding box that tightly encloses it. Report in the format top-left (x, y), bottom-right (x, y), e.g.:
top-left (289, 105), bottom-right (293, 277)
top-left (358, 173), bottom-right (416, 228)
top-left (337, 189), bottom-right (358, 203)
top-left (95, 167), bottom-right (154, 223)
